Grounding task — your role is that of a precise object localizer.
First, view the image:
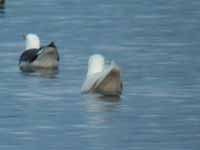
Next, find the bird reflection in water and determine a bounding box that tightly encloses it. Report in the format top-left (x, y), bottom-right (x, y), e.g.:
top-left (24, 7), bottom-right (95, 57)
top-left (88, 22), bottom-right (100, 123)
top-left (0, 5), bottom-right (5, 14)
top-left (83, 94), bottom-right (121, 113)
top-left (20, 68), bottom-right (59, 79)
top-left (81, 94), bottom-right (122, 144)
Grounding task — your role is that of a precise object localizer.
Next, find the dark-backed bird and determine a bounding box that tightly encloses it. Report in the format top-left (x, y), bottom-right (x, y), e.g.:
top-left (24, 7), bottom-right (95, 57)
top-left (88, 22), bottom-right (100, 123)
top-left (81, 54), bottom-right (123, 97)
top-left (19, 33), bottom-right (59, 71)
top-left (0, 0), bottom-right (5, 5)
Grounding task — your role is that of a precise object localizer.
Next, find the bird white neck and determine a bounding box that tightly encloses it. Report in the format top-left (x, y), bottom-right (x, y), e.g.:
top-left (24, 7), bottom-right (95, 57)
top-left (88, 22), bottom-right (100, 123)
top-left (87, 54), bottom-right (105, 76)
top-left (25, 34), bottom-right (40, 49)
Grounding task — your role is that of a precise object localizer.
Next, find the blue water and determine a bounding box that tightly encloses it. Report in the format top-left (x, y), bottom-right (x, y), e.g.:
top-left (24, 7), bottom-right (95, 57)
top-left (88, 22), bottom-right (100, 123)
top-left (0, 0), bottom-right (200, 150)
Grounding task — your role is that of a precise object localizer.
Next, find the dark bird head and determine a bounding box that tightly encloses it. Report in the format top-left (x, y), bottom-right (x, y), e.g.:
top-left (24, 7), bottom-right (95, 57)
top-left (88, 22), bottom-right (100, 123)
top-left (0, 0), bottom-right (5, 5)
top-left (47, 41), bottom-right (59, 61)
top-left (48, 41), bottom-right (56, 48)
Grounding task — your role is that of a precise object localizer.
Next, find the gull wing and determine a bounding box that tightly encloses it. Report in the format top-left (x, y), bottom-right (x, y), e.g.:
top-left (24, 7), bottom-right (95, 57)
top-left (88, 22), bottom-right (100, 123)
top-left (81, 62), bottom-right (123, 96)
top-left (19, 48), bottom-right (41, 63)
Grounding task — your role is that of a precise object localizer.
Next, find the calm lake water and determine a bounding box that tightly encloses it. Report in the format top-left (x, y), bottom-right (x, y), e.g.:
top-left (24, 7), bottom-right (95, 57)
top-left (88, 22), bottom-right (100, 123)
top-left (0, 0), bottom-right (200, 150)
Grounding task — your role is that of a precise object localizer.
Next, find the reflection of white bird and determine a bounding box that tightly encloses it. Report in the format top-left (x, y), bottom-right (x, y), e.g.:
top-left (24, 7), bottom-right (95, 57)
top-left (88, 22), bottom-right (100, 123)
top-left (19, 33), bottom-right (59, 71)
top-left (81, 54), bottom-right (123, 97)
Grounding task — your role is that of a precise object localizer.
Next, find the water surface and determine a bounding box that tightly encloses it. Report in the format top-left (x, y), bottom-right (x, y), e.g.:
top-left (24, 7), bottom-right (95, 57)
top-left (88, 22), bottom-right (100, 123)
top-left (0, 0), bottom-right (200, 150)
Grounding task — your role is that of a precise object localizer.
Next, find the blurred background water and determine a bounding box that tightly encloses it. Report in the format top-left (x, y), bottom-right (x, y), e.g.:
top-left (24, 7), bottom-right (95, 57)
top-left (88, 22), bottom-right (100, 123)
top-left (0, 0), bottom-right (200, 150)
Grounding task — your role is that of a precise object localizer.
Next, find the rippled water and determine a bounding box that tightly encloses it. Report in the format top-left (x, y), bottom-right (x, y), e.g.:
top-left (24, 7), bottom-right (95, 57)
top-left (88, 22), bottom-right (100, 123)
top-left (0, 0), bottom-right (200, 150)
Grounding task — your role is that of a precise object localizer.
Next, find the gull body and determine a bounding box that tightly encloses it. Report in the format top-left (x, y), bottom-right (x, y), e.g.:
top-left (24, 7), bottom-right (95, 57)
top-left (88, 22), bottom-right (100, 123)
top-left (19, 33), bottom-right (59, 71)
top-left (81, 54), bottom-right (123, 96)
